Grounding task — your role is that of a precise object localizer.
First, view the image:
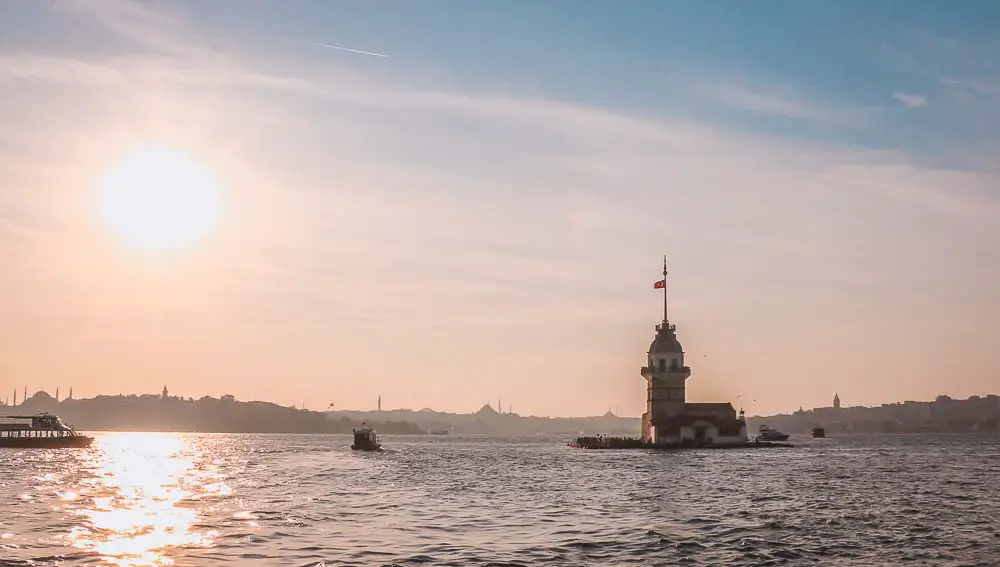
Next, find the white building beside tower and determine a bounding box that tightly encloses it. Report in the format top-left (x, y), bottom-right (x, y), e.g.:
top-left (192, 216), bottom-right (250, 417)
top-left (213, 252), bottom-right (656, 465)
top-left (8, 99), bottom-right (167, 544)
top-left (639, 258), bottom-right (747, 446)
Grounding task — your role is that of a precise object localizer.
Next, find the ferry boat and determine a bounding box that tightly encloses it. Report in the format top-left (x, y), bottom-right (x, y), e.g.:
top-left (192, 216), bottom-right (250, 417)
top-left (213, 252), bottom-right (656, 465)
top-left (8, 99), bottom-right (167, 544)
top-left (0, 413), bottom-right (93, 448)
top-left (351, 423), bottom-right (382, 451)
top-left (756, 424), bottom-right (790, 442)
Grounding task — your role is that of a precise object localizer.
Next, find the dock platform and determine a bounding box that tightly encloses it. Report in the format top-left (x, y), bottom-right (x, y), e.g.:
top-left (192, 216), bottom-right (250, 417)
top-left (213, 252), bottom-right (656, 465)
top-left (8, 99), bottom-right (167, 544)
top-left (569, 436), bottom-right (793, 450)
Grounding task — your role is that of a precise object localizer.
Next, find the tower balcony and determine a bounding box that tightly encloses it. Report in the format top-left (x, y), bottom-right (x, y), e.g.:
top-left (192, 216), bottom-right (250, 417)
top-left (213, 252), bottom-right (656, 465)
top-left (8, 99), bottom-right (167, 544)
top-left (641, 365), bottom-right (691, 377)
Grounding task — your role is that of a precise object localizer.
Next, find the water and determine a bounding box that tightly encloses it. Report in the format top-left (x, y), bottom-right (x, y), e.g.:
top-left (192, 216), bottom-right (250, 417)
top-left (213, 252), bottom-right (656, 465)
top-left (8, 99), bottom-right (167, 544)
top-left (1, 433), bottom-right (998, 566)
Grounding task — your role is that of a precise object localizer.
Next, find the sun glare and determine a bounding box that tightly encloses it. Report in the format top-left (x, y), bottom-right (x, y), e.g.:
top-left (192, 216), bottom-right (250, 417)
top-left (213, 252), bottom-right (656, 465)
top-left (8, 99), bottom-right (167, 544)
top-left (99, 145), bottom-right (222, 252)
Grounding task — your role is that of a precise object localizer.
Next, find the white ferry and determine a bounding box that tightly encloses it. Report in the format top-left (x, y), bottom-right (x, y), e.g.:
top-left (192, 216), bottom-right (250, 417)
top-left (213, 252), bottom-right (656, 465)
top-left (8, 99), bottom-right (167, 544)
top-left (0, 413), bottom-right (93, 448)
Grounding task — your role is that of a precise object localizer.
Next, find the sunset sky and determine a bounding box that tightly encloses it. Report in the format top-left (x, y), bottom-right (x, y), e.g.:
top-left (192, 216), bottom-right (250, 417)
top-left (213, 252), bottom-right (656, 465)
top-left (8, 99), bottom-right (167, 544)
top-left (1, 0), bottom-right (998, 416)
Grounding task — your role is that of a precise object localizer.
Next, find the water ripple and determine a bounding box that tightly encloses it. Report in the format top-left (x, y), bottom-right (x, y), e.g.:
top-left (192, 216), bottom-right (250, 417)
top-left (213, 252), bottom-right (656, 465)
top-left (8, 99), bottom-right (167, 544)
top-left (1, 432), bottom-right (999, 565)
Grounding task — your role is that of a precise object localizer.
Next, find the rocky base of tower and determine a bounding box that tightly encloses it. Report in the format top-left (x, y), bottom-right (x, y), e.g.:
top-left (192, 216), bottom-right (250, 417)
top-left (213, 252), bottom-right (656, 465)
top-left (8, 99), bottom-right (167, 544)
top-left (568, 436), bottom-right (793, 450)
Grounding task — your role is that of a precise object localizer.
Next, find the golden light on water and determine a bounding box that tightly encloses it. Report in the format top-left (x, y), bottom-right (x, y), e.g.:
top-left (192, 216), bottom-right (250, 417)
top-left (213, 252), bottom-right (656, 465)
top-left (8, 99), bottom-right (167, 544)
top-left (66, 433), bottom-right (227, 566)
top-left (98, 145), bottom-right (222, 253)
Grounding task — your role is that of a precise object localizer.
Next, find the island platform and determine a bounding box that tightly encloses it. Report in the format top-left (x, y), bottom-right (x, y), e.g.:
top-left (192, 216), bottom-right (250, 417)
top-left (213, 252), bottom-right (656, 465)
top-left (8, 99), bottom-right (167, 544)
top-left (569, 436), bottom-right (793, 450)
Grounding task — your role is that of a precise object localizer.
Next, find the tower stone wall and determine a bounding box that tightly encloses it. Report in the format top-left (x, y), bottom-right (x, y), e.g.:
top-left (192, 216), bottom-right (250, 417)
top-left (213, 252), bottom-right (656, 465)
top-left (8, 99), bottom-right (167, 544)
top-left (640, 322), bottom-right (691, 443)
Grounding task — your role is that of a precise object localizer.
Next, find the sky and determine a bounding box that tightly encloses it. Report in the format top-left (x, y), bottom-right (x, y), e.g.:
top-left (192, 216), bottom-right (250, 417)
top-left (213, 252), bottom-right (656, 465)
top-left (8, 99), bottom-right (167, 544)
top-left (1, 0), bottom-right (999, 417)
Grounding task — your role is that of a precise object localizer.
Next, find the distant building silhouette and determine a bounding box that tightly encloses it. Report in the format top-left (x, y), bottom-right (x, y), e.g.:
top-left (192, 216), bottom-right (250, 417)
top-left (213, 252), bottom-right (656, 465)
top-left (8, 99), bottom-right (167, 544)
top-left (834, 393), bottom-right (841, 410)
top-left (162, 385), bottom-right (169, 399)
top-left (12, 390), bottom-right (425, 434)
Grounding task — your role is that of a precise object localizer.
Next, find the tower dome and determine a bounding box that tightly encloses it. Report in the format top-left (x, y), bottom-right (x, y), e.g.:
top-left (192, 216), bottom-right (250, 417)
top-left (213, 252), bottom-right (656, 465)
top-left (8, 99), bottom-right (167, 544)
top-left (648, 323), bottom-right (684, 354)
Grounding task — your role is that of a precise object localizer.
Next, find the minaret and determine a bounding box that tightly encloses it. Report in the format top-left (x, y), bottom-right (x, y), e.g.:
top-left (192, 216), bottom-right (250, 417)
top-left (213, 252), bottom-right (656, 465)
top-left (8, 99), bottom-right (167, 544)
top-left (56, 387), bottom-right (59, 402)
top-left (640, 256), bottom-right (692, 444)
top-left (377, 395), bottom-right (382, 412)
top-left (68, 387), bottom-right (73, 400)
top-left (833, 393), bottom-right (841, 410)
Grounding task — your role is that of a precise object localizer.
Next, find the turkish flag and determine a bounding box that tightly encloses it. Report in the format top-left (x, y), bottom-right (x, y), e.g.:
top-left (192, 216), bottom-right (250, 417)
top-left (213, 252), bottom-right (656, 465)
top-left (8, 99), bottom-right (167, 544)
top-left (653, 279), bottom-right (665, 289)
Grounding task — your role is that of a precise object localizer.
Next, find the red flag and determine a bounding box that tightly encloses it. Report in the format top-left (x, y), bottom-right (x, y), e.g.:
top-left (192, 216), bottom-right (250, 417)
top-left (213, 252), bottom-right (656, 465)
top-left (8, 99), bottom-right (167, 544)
top-left (653, 279), bottom-right (665, 289)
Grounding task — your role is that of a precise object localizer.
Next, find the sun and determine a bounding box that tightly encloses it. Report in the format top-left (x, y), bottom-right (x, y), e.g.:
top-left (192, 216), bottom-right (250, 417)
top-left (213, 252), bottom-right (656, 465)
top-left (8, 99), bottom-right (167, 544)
top-left (98, 145), bottom-right (222, 252)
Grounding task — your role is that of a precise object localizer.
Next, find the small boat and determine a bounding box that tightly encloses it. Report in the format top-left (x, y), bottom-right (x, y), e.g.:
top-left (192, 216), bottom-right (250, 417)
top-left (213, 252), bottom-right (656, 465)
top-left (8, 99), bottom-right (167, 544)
top-left (0, 413), bottom-right (93, 448)
top-left (757, 424), bottom-right (790, 442)
top-left (429, 429), bottom-right (449, 435)
top-left (351, 423), bottom-right (382, 451)
top-left (811, 427), bottom-right (826, 438)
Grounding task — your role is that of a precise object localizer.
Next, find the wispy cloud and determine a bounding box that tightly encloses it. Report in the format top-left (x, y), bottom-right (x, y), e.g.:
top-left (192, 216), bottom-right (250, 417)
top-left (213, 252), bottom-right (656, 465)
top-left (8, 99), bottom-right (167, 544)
top-left (5, 3), bottom-right (999, 281)
top-left (873, 27), bottom-right (1000, 105)
top-left (893, 91), bottom-right (928, 108)
top-left (694, 79), bottom-right (862, 124)
top-left (941, 77), bottom-right (1000, 97)
top-left (0, 53), bottom-right (315, 92)
top-left (54, 0), bottom-right (207, 58)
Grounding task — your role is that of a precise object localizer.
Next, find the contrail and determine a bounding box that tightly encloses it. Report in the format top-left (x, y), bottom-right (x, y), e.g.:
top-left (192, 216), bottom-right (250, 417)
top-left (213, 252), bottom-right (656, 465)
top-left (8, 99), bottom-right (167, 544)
top-left (307, 41), bottom-right (389, 59)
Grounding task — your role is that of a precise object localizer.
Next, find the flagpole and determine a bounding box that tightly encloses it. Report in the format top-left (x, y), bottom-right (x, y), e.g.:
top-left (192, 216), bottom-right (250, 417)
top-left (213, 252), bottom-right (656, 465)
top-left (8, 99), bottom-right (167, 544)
top-left (662, 255), bottom-right (668, 324)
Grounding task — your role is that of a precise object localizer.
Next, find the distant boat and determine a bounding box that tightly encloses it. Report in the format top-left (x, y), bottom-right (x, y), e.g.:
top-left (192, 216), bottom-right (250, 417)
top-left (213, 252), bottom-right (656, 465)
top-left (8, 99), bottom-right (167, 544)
top-left (0, 413), bottom-right (93, 449)
top-left (429, 429), bottom-right (449, 435)
top-left (811, 427), bottom-right (826, 438)
top-left (757, 424), bottom-right (790, 442)
top-left (351, 423), bottom-right (382, 451)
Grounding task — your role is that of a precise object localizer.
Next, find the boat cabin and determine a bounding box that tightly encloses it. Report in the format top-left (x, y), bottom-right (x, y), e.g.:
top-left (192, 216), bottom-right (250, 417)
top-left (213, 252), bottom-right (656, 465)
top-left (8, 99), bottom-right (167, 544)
top-left (0, 413), bottom-right (84, 439)
top-left (351, 423), bottom-right (381, 451)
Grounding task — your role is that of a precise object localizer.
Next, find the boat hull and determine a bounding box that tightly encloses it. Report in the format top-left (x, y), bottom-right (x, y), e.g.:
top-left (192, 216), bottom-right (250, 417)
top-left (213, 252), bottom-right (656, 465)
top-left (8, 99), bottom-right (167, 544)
top-left (350, 444), bottom-right (382, 452)
top-left (759, 434), bottom-right (790, 442)
top-left (0, 436), bottom-right (93, 449)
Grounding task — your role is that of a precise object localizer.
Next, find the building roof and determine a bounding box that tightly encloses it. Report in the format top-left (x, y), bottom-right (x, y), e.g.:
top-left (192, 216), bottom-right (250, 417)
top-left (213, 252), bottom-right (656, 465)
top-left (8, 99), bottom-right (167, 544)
top-left (685, 402), bottom-right (735, 411)
top-left (684, 403), bottom-right (737, 419)
top-left (648, 323), bottom-right (684, 354)
top-left (476, 404), bottom-right (498, 416)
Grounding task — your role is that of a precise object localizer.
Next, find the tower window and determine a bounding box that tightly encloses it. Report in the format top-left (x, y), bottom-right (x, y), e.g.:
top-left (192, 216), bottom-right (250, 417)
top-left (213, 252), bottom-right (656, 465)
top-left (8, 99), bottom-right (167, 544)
top-left (657, 358), bottom-right (666, 372)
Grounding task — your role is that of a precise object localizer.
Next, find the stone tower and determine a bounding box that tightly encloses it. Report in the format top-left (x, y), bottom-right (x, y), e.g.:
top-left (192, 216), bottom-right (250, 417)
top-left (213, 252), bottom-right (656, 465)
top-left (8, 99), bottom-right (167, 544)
top-left (640, 257), bottom-right (691, 444)
top-left (833, 393), bottom-right (841, 409)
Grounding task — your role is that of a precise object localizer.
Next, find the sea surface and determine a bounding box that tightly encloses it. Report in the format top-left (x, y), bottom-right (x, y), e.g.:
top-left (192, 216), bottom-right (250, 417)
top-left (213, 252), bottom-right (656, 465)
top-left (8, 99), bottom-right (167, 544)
top-left (1, 432), bottom-right (998, 566)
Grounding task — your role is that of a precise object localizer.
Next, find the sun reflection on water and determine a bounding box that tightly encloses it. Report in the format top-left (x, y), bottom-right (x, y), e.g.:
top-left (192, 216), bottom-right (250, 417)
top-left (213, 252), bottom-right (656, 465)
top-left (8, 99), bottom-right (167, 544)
top-left (66, 433), bottom-right (226, 566)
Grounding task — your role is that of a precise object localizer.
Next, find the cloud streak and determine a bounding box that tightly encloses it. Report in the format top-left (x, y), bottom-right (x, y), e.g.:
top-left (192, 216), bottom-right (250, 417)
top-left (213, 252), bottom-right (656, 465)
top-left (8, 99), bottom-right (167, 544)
top-left (694, 79), bottom-right (863, 124)
top-left (306, 41), bottom-right (389, 59)
top-left (893, 91), bottom-right (928, 108)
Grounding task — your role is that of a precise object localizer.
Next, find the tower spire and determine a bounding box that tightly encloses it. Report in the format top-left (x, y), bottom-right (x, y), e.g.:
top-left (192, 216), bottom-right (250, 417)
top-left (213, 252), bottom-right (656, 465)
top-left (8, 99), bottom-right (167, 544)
top-left (662, 255), bottom-right (669, 324)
